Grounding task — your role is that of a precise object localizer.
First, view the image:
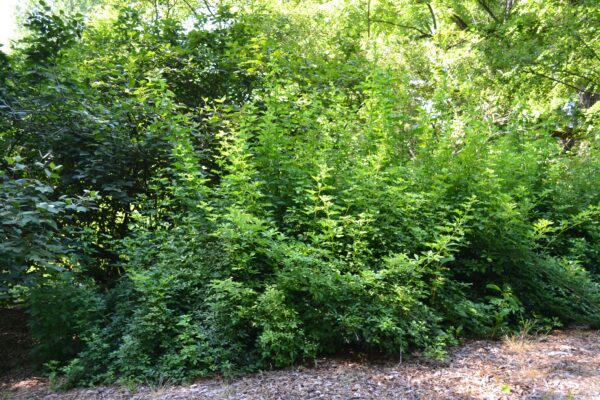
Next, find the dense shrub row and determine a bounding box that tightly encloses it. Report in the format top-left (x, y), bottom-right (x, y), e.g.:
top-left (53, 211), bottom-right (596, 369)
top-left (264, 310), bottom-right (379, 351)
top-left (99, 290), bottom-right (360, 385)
top-left (1, 0), bottom-right (599, 387)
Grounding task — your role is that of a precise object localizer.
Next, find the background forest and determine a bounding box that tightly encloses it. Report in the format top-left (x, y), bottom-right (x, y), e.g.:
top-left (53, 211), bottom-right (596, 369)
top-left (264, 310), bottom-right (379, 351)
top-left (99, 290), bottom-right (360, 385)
top-left (1, 0), bottom-right (599, 387)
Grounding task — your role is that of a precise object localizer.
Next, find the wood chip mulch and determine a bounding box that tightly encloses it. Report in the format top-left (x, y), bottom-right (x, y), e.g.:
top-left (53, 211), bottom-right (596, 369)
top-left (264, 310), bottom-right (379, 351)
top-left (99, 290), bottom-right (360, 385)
top-left (2, 329), bottom-right (599, 400)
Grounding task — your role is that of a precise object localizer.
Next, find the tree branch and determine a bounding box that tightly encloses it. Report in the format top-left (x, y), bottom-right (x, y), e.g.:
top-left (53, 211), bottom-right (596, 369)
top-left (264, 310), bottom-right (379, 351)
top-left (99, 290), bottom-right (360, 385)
top-left (476, 0), bottom-right (499, 23)
top-left (367, 0), bottom-right (371, 39)
top-left (370, 19), bottom-right (432, 38)
top-left (180, 0), bottom-right (200, 19)
top-left (198, 0), bottom-right (217, 20)
top-left (504, 0), bottom-right (516, 20)
top-left (426, 3), bottom-right (437, 34)
top-left (451, 14), bottom-right (469, 30)
top-left (152, 0), bottom-right (160, 23)
top-left (525, 68), bottom-right (581, 91)
top-left (556, 68), bottom-right (599, 89)
top-left (574, 32), bottom-right (600, 65)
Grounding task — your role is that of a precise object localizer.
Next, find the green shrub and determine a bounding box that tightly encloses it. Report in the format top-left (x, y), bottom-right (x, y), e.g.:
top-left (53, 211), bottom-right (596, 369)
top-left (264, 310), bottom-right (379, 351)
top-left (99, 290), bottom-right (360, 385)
top-left (7, 0), bottom-right (600, 387)
top-left (29, 276), bottom-right (102, 364)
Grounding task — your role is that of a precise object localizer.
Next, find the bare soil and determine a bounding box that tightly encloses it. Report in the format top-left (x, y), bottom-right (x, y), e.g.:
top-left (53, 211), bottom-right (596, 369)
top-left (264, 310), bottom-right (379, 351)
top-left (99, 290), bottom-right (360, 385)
top-left (1, 308), bottom-right (599, 399)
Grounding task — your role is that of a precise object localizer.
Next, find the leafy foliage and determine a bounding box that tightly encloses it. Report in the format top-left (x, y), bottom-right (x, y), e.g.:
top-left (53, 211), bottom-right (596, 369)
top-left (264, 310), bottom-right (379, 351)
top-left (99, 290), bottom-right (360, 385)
top-left (1, 0), bottom-right (599, 386)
